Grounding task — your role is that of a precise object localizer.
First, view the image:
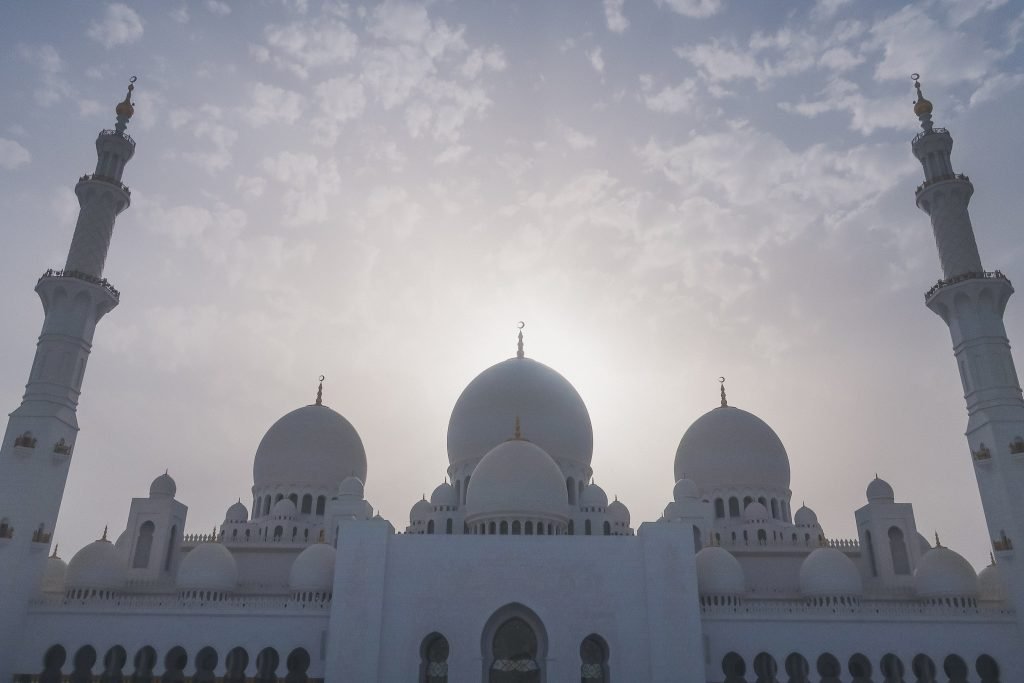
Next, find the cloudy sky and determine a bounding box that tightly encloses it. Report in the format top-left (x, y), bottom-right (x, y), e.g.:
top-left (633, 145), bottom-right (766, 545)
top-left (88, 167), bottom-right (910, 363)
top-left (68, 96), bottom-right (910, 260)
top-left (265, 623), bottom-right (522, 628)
top-left (1, 0), bottom-right (1022, 568)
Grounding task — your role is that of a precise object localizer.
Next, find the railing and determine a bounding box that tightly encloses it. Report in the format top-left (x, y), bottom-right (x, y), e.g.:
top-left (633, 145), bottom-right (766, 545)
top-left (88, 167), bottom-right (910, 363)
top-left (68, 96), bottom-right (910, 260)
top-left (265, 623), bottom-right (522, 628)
top-left (701, 595), bottom-right (1013, 620)
top-left (99, 128), bottom-right (136, 146)
top-left (39, 269), bottom-right (120, 301)
top-left (183, 532), bottom-right (320, 547)
top-left (30, 591), bottom-right (331, 612)
top-left (78, 173), bottom-right (131, 196)
top-left (912, 127), bottom-right (949, 145)
top-left (915, 172), bottom-right (970, 195)
top-left (924, 270), bottom-right (1010, 301)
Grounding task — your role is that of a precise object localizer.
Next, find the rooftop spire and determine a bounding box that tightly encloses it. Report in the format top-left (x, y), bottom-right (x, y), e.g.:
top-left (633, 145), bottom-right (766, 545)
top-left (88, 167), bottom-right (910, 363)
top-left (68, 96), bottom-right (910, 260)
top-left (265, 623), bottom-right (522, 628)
top-left (114, 76), bottom-right (137, 135)
top-left (516, 321), bottom-right (525, 359)
top-left (911, 73), bottom-right (934, 133)
top-left (101, 525), bottom-right (108, 542)
top-left (719, 376), bottom-right (727, 407)
top-left (514, 415), bottom-right (522, 440)
top-left (934, 531), bottom-right (942, 548)
top-left (50, 544), bottom-right (59, 559)
top-left (315, 375), bottom-right (324, 406)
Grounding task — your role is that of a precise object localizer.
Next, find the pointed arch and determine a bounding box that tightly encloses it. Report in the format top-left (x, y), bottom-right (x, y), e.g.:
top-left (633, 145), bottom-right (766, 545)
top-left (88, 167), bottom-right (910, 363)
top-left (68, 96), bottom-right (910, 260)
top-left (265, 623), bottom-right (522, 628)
top-left (481, 603), bottom-right (548, 683)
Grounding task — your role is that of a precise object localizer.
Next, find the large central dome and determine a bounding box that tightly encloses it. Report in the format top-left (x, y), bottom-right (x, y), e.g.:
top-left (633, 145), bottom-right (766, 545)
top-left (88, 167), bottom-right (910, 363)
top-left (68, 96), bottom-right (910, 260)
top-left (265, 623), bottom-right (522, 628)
top-left (447, 357), bottom-right (593, 468)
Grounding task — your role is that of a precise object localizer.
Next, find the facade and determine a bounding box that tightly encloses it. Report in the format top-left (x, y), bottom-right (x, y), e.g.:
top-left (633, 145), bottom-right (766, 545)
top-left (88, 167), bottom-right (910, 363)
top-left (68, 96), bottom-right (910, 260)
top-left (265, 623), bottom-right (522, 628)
top-left (0, 79), bottom-right (1020, 683)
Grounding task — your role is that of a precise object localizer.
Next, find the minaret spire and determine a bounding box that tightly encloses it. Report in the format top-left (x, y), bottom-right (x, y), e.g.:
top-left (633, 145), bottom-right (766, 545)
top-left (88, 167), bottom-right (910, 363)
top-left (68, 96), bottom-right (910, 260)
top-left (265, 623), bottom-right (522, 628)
top-left (516, 321), bottom-right (525, 359)
top-left (316, 375), bottom-right (325, 406)
top-left (719, 376), bottom-right (727, 407)
top-left (0, 80), bottom-right (140, 679)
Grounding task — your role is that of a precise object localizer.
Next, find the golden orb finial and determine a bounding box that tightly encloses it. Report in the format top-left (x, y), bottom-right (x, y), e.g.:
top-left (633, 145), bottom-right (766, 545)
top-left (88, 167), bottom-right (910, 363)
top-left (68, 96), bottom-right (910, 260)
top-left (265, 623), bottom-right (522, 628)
top-left (115, 76), bottom-right (137, 120)
top-left (912, 74), bottom-right (933, 117)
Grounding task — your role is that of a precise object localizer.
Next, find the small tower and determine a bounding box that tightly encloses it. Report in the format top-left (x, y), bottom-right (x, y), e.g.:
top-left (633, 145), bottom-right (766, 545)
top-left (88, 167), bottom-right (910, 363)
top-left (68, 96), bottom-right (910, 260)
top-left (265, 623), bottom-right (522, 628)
top-left (854, 477), bottom-right (923, 589)
top-left (124, 472), bottom-right (188, 583)
top-left (0, 80), bottom-right (139, 678)
top-left (913, 76), bottom-right (1024, 620)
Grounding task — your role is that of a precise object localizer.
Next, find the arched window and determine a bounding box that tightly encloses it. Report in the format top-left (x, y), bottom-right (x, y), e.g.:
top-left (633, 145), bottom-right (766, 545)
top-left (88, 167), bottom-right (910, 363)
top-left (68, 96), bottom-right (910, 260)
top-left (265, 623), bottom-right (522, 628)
top-left (301, 494), bottom-right (313, 515)
top-left (427, 520), bottom-right (435, 534)
top-left (164, 525), bottom-right (177, 572)
top-left (446, 518), bottom-right (453, 534)
top-left (512, 521), bottom-right (521, 535)
top-left (567, 477), bottom-right (576, 505)
top-left (162, 647), bottom-right (188, 683)
top-left (274, 526), bottom-right (283, 540)
top-left (889, 526), bottom-right (910, 575)
top-left (865, 530), bottom-right (878, 577)
top-left (421, 634), bottom-right (449, 683)
top-left (693, 525), bottom-right (702, 553)
top-left (454, 480), bottom-right (461, 507)
top-left (879, 653), bottom-right (904, 683)
top-left (40, 645), bottom-right (67, 683)
top-left (715, 499), bottom-right (726, 518)
top-left (263, 497), bottom-right (272, 516)
top-left (580, 634), bottom-right (609, 682)
top-left (817, 653), bottom-right (841, 683)
top-left (100, 645), bottom-right (127, 683)
top-left (288, 493), bottom-right (298, 507)
top-left (285, 647), bottom-right (311, 683)
top-left (943, 655), bottom-right (968, 683)
top-left (537, 523), bottom-right (545, 536)
top-left (131, 646), bottom-right (157, 683)
top-left (722, 652), bottom-right (746, 683)
top-left (770, 499), bottom-right (779, 519)
top-left (757, 529), bottom-right (767, 545)
top-left (567, 520), bottom-right (573, 535)
top-left (255, 648), bottom-right (279, 683)
top-left (525, 521), bottom-right (534, 535)
top-left (489, 522), bottom-right (496, 534)
top-left (604, 521), bottom-right (611, 536)
top-left (911, 654), bottom-right (936, 683)
top-left (315, 496), bottom-right (326, 516)
top-left (848, 653), bottom-right (872, 682)
top-left (728, 497), bottom-right (740, 517)
top-left (976, 654), bottom-right (999, 683)
top-left (585, 520), bottom-right (592, 536)
top-left (224, 647), bottom-right (249, 683)
top-left (500, 521), bottom-right (509, 535)
top-left (193, 647), bottom-right (218, 683)
top-left (133, 521), bottom-right (155, 569)
top-left (753, 652), bottom-right (777, 683)
top-left (758, 496), bottom-right (767, 509)
top-left (784, 653), bottom-right (809, 683)
top-left (743, 496), bottom-right (753, 509)
top-left (488, 617), bottom-right (541, 682)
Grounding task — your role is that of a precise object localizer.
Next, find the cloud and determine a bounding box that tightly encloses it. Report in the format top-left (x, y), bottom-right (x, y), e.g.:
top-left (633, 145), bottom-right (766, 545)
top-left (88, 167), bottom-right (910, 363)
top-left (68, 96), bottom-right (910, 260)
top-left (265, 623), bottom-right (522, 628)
top-left (260, 19), bottom-right (359, 78)
top-left (235, 175), bottom-right (267, 199)
top-left (643, 79), bottom-right (697, 113)
top-left (310, 76), bottom-right (366, 144)
top-left (206, 0), bottom-right (231, 16)
top-left (243, 82), bottom-right (303, 127)
top-left (778, 78), bottom-right (914, 135)
top-left (169, 5), bottom-right (189, 23)
top-left (87, 4), bottom-right (144, 49)
top-left (810, 0), bottom-right (852, 22)
top-left (563, 125), bottom-right (596, 150)
top-left (461, 47), bottom-right (506, 79)
top-left (603, 0), bottom-right (629, 33)
top-left (657, 0), bottom-right (722, 19)
top-left (0, 138), bottom-right (31, 170)
top-left (261, 152), bottom-right (342, 226)
top-left (17, 44), bottom-right (73, 107)
top-left (588, 47), bottom-right (605, 74)
top-left (969, 72), bottom-right (1024, 108)
top-left (167, 105), bottom-right (238, 172)
top-left (434, 144), bottom-right (470, 164)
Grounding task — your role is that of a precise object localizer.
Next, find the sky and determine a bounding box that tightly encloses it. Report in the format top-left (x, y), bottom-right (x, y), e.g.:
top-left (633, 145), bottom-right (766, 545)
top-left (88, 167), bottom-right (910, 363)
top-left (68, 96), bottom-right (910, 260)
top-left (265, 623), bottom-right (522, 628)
top-left (1, 0), bottom-right (1022, 569)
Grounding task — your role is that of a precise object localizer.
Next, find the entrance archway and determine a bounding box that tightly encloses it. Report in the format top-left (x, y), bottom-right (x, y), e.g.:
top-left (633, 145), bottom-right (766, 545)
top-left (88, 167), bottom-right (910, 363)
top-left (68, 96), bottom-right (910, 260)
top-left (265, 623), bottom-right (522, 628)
top-left (482, 603), bottom-right (547, 683)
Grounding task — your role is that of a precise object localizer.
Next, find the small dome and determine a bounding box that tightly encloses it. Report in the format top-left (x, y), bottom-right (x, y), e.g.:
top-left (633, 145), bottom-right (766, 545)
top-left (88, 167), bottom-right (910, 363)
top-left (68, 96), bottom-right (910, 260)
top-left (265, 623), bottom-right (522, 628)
top-left (799, 548), bottom-right (863, 597)
top-left (66, 538), bottom-right (123, 590)
top-left (115, 83), bottom-right (135, 119)
top-left (915, 532), bottom-right (932, 554)
top-left (41, 554), bottom-right (68, 593)
top-left (225, 501), bottom-right (248, 523)
top-left (914, 546), bottom-right (978, 598)
top-left (580, 483), bottom-right (608, 509)
top-left (338, 476), bottom-right (365, 498)
top-left (289, 543), bottom-right (336, 592)
top-left (410, 497), bottom-right (431, 522)
top-left (674, 406), bottom-right (791, 493)
top-left (607, 499), bottom-right (630, 525)
top-left (744, 501), bottom-right (769, 522)
top-left (793, 505), bottom-right (818, 527)
top-left (866, 477), bottom-right (895, 503)
top-left (662, 501), bottom-right (683, 520)
top-left (430, 482), bottom-right (458, 509)
top-left (271, 498), bottom-right (297, 519)
top-left (177, 543), bottom-right (238, 592)
top-left (914, 95), bottom-right (933, 116)
top-left (253, 404), bottom-right (367, 493)
top-left (673, 478), bottom-right (699, 502)
top-left (696, 546), bottom-right (745, 595)
top-left (978, 562), bottom-right (1007, 602)
top-left (149, 472), bottom-right (176, 498)
top-left (465, 439), bottom-right (568, 521)
top-left (448, 357), bottom-right (593, 470)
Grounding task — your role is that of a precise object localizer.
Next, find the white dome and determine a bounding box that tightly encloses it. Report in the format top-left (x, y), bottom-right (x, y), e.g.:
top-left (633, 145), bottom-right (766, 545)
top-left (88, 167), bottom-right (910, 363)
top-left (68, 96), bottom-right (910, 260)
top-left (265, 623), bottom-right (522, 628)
top-left (338, 476), bottom-right (365, 498)
top-left (914, 546), bottom-right (978, 598)
top-left (696, 546), bottom-right (745, 595)
top-left (410, 497), bottom-right (431, 522)
top-left (177, 543), bottom-right (238, 592)
top-left (289, 543), bottom-right (336, 592)
top-left (580, 483), bottom-right (608, 508)
top-left (41, 554), bottom-right (67, 593)
top-left (253, 404), bottom-right (367, 491)
top-left (744, 501), bottom-right (770, 522)
top-left (225, 501), bottom-right (248, 523)
top-left (799, 548), bottom-right (863, 597)
top-left (793, 505), bottom-right (818, 527)
top-left (673, 478), bottom-right (699, 502)
top-left (430, 482), bottom-right (458, 509)
top-left (271, 498), bottom-right (297, 519)
top-left (866, 477), bottom-right (895, 503)
top-left (66, 538), bottom-right (123, 590)
top-left (607, 499), bottom-right (630, 525)
top-left (448, 357), bottom-right (593, 470)
top-left (674, 405), bottom-right (790, 493)
top-left (149, 472), bottom-right (176, 498)
top-left (465, 439), bottom-right (568, 521)
top-left (978, 563), bottom-right (1007, 602)
top-left (662, 501), bottom-right (683, 520)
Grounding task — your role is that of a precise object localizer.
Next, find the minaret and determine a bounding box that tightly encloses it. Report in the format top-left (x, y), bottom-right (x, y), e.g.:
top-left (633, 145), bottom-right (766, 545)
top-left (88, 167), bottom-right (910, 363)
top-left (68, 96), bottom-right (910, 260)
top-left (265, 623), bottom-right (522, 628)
top-left (913, 76), bottom-right (1024, 619)
top-left (0, 79), bottom-right (138, 677)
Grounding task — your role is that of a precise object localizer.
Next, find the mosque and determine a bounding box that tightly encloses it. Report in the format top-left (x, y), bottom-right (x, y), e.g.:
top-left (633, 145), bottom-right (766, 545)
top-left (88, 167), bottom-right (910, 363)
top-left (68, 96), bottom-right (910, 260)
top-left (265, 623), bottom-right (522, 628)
top-left (0, 76), bottom-right (1021, 683)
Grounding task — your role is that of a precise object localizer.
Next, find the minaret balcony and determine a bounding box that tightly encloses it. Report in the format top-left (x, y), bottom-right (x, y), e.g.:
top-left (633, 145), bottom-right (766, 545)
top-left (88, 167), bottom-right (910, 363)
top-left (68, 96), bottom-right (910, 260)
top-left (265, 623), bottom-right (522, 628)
top-left (914, 173), bottom-right (971, 196)
top-left (924, 270), bottom-right (1011, 303)
top-left (77, 173), bottom-right (131, 197)
top-left (911, 127), bottom-right (949, 146)
top-left (37, 268), bottom-right (120, 302)
top-left (98, 128), bottom-right (136, 147)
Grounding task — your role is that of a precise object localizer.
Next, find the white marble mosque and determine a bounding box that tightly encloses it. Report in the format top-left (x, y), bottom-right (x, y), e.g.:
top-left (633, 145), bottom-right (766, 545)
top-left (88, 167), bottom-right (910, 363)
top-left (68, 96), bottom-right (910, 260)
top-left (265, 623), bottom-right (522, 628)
top-left (0, 77), bottom-right (1021, 682)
